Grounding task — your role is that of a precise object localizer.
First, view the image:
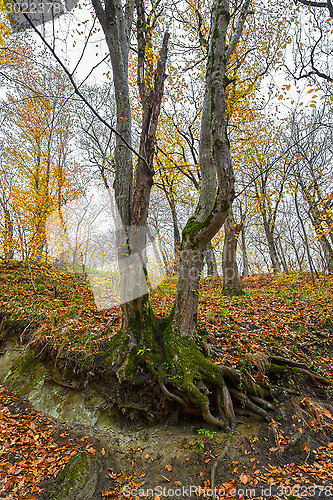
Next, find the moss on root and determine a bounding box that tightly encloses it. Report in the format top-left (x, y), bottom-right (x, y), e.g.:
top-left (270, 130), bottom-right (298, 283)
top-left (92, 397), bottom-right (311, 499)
top-left (93, 303), bottom-right (332, 430)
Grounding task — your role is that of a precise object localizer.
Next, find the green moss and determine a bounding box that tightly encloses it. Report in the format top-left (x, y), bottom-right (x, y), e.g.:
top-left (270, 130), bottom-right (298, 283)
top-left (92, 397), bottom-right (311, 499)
top-left (162, 323), bottom-right (226, 408)
top-left (213, 26), bottom-right (219, 39)
top-left (182, 197), bottom-right (218, 248)
top-left (49, 452), bottom-right (96, 500)
top-left (222, 285), bottom-right (245, 297)
top-left (0, 318), bottom-right (32, 339)
top-left (15, 352), bottom-right (37, 374)
top-left (102, 296), bottom-right (162, 381)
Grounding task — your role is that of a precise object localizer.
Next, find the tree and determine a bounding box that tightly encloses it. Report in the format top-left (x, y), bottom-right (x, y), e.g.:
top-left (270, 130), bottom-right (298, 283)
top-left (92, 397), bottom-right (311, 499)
top-left (4, 0), bottom-right (326, 429)
top-left (222, 208), bottom-right (244, 295)
top-left (0, 41), bottom-right (81, 261)
top-left (290, 0), bottom-right (333, 84)
top-left (287, 107), bottom-right (333, 273)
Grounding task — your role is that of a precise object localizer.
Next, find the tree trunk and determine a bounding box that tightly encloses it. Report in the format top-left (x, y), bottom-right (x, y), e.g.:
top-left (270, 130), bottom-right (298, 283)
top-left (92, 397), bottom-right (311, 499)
top-left (205, 241), bottom-right (219, 277)
top-left (165, 190), bottom-right (181, 275)
top-left (240, 224), bottom-right (249, 277)
top-left (222, 209), bottom-right (243, 295)
top-left (173, 0), bottom-right (235, 338)
top-left (263, 217), bottom-right (281, 272)
top-left (3, 207), bottom-right (14, 260)
top-left (308, 209), bottom-right (333, 273)
top-left (295, 193), bottom-right (317, 282)
top-left (277, 238), bottom-right (290, 274)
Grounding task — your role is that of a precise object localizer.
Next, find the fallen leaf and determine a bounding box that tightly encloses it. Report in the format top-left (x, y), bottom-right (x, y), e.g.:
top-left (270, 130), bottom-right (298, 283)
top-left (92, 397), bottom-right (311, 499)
top-left (239, 473), bottom-right (249, 485)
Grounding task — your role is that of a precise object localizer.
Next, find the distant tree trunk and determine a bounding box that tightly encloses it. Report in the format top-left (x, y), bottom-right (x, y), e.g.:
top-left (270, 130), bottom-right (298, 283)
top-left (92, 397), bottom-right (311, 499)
top-left (277, 238), bottom-right (289, 274)
top-left (3, 207), bottom-right (14, 260)
top-left (308, 209), bottom-right (333, 273)
top-left (205, 241), bottom-right (219, 277)
top-left (295, 193), bottom-right (317, 282)
top-left (222, 209), bottom-right (243, 296)
top-left (240, 224), bottom-right (249, 278)
top-left (262, 217), bottom-right (281, 272)
top-left (165, 192), bottom-right (181, 275)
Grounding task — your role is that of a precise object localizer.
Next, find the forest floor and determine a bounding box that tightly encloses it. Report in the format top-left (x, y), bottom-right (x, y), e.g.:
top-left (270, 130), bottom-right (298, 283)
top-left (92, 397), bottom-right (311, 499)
top-left (0, 262), bottom-right (333, 499)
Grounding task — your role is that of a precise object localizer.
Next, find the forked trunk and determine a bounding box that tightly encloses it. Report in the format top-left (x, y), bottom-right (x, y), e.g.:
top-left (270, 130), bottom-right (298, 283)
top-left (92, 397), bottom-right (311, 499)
top-left (173, 0), bottom-right (235, 336)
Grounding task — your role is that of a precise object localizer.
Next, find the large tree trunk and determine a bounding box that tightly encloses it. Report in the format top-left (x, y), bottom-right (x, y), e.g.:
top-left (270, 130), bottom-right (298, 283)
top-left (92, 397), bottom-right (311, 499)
top-left (173, 0), bottom-right (235, 338)
top-left (222, 209), bottom-right (243, 295)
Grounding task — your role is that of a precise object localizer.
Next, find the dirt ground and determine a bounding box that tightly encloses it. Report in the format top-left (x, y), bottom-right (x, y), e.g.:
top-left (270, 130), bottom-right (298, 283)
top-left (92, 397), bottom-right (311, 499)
top-left (1, 380), bottom-right (333, 500)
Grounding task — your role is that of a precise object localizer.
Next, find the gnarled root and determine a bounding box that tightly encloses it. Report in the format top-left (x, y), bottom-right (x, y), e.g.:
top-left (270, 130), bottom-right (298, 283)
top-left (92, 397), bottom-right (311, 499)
top-left (106, 311), bottom-right (332, 429)
top-left (202, 402), bottom-right (228, 430)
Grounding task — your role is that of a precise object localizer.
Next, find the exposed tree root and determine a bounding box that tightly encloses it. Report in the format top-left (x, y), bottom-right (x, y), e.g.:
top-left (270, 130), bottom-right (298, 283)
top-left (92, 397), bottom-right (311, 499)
top-left (229, 388), bottom-right (271, 421)
top-left (268, 363), bottom-right (331, 385)
top-left (211, 435), bottom-right (232, 500)
top-left (103, 305), bottom-right (332, 429)
top-left (44, 375), bottom-right (88, 391)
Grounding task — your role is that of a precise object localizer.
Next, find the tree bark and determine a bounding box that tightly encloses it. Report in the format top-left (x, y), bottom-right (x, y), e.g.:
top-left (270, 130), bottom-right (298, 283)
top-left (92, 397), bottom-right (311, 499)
top-left (173, 0), bottom-right (235, 337)
top-left (2, 207), bottom-right (14, 260)
top-left (240, 224), bottom-right (249, 277)
top-left (262, 216), bottom-right (281, 272)
top-left (85, 0), bottom-right (315, 431)
top-left (205, 241), bottom-right (219, 277)
top-left (222, 209), bottom-right (243, 295)
top-left (308, 207), bottom-right (333, 273)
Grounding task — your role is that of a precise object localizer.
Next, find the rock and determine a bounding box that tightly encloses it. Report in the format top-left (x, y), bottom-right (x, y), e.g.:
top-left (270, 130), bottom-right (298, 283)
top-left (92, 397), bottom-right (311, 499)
top-left (41, 452), bottom-right (101, 500)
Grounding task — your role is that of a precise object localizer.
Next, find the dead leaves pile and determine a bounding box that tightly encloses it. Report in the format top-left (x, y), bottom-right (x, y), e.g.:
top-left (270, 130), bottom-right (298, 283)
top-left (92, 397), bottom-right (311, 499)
top-left (0, 386), bottom-right (81, 500)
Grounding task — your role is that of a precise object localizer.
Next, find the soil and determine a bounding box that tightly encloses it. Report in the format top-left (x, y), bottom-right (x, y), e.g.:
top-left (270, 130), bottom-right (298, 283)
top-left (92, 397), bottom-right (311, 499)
top-left (1, 319), bottom-right (333, 499)
top-left (1, 379), bottom-right (333, 500)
